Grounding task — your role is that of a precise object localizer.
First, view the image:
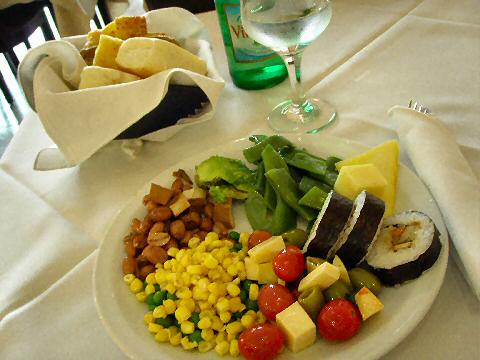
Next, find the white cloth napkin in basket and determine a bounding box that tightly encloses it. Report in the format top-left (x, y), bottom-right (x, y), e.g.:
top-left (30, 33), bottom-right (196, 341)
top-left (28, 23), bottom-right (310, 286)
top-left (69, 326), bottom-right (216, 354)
top-left (17, 8), bottom-right (225, 170)
top-left (389, 105), bottom-right (480, 301)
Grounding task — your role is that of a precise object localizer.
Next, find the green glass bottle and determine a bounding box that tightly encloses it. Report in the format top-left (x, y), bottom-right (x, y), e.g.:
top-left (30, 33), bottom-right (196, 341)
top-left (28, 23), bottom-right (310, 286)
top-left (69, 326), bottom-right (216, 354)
top-left (214, 0), bottom-right (287, 90)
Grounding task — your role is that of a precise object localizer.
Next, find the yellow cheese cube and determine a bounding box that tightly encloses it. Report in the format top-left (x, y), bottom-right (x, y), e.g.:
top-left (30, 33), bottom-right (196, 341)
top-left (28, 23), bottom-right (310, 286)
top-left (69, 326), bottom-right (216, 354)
top-left (332, 255), bottom-right (351, 287)
top-left (298, 262), bottom-right (340, 293)
top-left (247, 236), bottom-right (285, 263)
top-left (93, 35), bottom-right (124, 70)
top-left (257, 262), bottom-right (278, 284)
top-left (334, 163), bottom-right (387, 200)
top-left (336, 140), bottom-right (399, 216)
top-left (244, 257), bottom-right (259, 281)
top-left (78, 66), bottom-right (140, 89)
top-left (276, 302), bottom-right (316, 353)
top-left (355, 287), bottom-right (384, 320)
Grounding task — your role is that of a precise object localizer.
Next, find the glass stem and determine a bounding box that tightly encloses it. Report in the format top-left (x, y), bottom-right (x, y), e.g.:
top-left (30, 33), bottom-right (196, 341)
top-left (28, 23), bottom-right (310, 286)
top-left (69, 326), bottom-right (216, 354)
top-left (283, 51), bottom-right (305, 105)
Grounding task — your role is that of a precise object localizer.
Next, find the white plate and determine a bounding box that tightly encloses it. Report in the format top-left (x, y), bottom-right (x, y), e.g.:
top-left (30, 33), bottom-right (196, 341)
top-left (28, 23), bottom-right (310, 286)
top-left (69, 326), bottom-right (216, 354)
top-left (93, 134), bottom-right (448, 360)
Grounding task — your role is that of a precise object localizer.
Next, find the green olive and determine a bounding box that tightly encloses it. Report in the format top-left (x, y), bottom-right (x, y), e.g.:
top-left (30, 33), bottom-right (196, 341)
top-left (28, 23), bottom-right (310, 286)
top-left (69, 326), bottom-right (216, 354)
top-left (323, 280), bottom-right (351, 302)
top-left (282, 229), bottom-right (308, 248)
top-left (306, 256), bottom-right (326, 273)
top-left (348, 267), bottom-right (382, 295)
top-left (298, 286), bottom-right (325, 320)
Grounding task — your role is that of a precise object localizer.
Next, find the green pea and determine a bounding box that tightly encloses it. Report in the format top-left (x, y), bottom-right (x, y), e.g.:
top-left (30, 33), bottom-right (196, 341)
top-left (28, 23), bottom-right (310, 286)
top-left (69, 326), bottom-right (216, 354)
top-left (189, 329), bottom-right (202, 343)
top-left (348, 267), bottom-right (382, 295)
top-left (282, 228), bottom-right (308, 248)
top-left (245, 299), bottom-right (258, 311)
top-left (148, 303), bottom-right (156, 311)
top-left (232, 311), bottom-right (244, 320)
top-left (324, 280), bottom-right (351, 302)
top-left (166, 292), bottom-right (178, 300)
top-left (154, 284), bottom-right (161, 291)
top-left (242, 280), bottom-right (254, 293)
top-left (228, 231), bottom-right (240, 241)
top-left (230, 243), bottom-right (243, 252)
top-left (146, 293), bottom-right (155, 306)
top-left (306, 256), bottom-right (326, 273)
top-left (153, 290), bottom-right (167, 305)
top-left (155, 315), bottom-right (175, 327)
top-left (298, 286), bottom-right (325, 320)
top-left (191, 312), bottom-right (200, 325)
top-left (240, 289), bottom-right (247, 302)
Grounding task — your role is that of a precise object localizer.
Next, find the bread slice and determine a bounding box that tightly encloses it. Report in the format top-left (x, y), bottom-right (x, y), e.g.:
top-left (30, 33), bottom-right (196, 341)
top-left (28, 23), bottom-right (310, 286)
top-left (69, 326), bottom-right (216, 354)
top-left (93, 35), bottom-right (124, 70)
top-left (78, 66), bottom-right (141, 89)
top-left (116, 37), bottom-right (208, 78)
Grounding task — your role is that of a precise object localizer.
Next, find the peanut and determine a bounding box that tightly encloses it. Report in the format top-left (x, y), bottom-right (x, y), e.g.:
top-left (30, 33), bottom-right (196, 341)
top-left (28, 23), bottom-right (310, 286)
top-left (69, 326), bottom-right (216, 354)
top-left (170, 220), bottom-right (186, 240)
top-left (149, 206), bottom-right (173, 222)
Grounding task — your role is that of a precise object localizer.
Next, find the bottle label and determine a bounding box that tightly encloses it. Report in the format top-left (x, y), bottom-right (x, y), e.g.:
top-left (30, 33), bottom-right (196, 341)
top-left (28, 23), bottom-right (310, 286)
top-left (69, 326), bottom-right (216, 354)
top-left (223, 4), bottom-right (276, 63)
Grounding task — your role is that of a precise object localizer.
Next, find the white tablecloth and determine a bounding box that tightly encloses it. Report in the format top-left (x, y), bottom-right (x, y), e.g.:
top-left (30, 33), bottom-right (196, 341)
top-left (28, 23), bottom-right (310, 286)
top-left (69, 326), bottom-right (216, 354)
top-left (1, 0), bottom-right (479, 358)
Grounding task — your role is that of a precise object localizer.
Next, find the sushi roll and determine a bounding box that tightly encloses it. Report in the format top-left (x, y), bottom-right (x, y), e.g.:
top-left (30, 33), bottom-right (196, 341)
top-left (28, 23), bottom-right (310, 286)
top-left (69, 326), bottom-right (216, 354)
top-left (303, 191), bottom-right (353, 259)
top-left (332, 191), bottom-right (386, 268)
top-left (366, 211), bottom-right (442, 286)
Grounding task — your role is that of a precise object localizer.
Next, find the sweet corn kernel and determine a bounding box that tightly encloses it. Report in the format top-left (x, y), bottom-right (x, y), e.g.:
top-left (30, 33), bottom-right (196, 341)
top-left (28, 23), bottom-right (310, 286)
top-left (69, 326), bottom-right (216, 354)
top-left (198, 317), bottom-right (212, 330)
top-left (187, 264), bottom-right (203, 275)
top-left (236, 261), bottom-right (245, 273)
top-left (226, 321), bottom-right (243, 335)
top-left (180, 321), bottom-right (195, 334)
top-left (245, 310), bottom-right (257, 319)
top-left (216, 298), bottom-right (230, 313)
top-left (249, 283), bottom-right (259, 301)
top-left (145, 273), bottom-right (157, 285)
top-left (215, 341), bottom-right (230, 356)
top-left (144, 284), bottom-right (156, 295)
top-left (181, 336), bottom-right (197, 350)
top-left (222, 257), bottom-right (233, 269)
top-left (148, 322), bottom-right (163, 333)
top-left (227, 283), bottom-right (240, 297)
top-left (144, 311), bottom-right (154, 324)
top-left (215, 331), bottom-right (226, 344)
top-left (229, 297), bottom-right (245, 313)
top-left (179, 298), bottom-right (196, 313)
top-left (136, 291), bottom-right (147, 302)
top-left (153, 305), bottom-right (167, 319)
top-left (167, 326), bottom-right (179, 337)
top-left (196, 242), bottom-right (207, 253)
top-left (165, 283), bottom-right (176, 294)
top-left (207, 293), bottom-right (217, 305)
top-left (209, 239), bottom-right (224, 250)
top-left (181, 272), bottom-right (191, 286)
top-left (167, 248), bottom-right (179, 257)
top-left (193, 287), bottom-right (209, 301)
top-left (198, 340), bottom-right (215, 353)
top-left (198, 277), bottom-right (210, 290)
top-left (219, 311), bottom-right (231, 324)
top-left (154, 328), bottom-right (169, 342)
top-left (205, 232), bottom-right (219, 243)
top-left (208, 282), bottom-right (226, 297)
top-left (169, 333), bottom-right (182, 346)
top-left (211, 316), bottom-right (224, 331)
top-left (221, 272), bottom-right (233, 283)
top-left (200, 310), bottom-right (215, 318)
top-left (163, 260), bottom-right (172, 270)
top-left (227, 333), bottom-right (236, 341)
top-left (175, 306), bottom-right (191, 323)
top-left (199, 301), bottom-right (212, 311)
top-left (201, 328), bottom-right (215, 341)
top-left (176, 249), bottom-right (187, 261)
top-left (230, 339), bottom-right (240, 356)
top-left (188, 237), bottom-right (201, 248)
top-left (208, 269), bottom-right (222, 281)
top-left (241, 314), bottom-right (255, 328)
top-left (129, 278), bottom-right (143, 293)
top-left (232, 277), bottom-right (241, 285)
top-left (123, 274), bottom-right (136, 284)
top-left (176, 287), bottom-right (192, 299)
top-left (155, 271), bottom-right (168, 284)
top-left (256, 311), bottom-right (266, 324)
top-left (163, 299), bottom-right (177, 314)
top-left (180, 253), bottom-right (191, 267)
top-left (204, 254), bottom-right (219, 269)
top-left (239, 232), bottom-right (249, 246)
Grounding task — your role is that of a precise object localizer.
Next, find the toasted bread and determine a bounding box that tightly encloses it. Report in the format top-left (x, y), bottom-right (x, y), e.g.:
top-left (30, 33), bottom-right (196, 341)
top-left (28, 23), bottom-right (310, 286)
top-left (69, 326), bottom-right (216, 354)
top-left (78, 66), bottom-right (141, 89)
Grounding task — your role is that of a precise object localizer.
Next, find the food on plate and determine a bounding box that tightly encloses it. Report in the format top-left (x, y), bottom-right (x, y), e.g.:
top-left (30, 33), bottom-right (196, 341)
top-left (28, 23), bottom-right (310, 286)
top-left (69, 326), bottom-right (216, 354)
top-left (275, 301), bottom-right (316, 353)
top-left (238, 323), bottom-right (285, 360)
top-left (302, 191), bottom-right (353, 259)
top-left (116, 135), bottom-right (444, 359)
top-left (317, 299), bottom-right (362, 341)
top-left (78, 66), bottom-right (140, 89)
top-left (366, 211), bottom-right (442, 285)
top-left (334, 163), bottom-right (387, 200)
top-left (116, 37), bottom-right (208, 78)
top-left (335, 139), bottom-right (399, 216)
top-left (78, 15), bottom-right (207, 90)
top-left (333, 191), bottom-right (386, 268)
top-left (257, 284), bottom-right (295, 320)
top-left (354, 287), bottom-right (384, 321)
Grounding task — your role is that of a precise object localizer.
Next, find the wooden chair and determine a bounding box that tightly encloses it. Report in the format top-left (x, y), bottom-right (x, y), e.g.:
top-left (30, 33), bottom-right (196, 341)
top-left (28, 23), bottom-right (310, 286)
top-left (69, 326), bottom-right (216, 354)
top-left (145, 0), bottom-right (215, 14)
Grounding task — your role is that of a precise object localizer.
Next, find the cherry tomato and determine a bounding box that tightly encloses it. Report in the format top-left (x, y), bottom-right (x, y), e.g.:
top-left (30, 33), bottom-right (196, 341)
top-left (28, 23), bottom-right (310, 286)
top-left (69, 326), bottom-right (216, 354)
top-left (248, 230), bottom-right (272, 250)
top-left (317, 299), bottom-right (361, 341)
top-left (258, 284), bottom-right (295, 320)
top-left (273, 245), bottom-right (305, 282)
top-left (238, 323), bottom-right (285, 360)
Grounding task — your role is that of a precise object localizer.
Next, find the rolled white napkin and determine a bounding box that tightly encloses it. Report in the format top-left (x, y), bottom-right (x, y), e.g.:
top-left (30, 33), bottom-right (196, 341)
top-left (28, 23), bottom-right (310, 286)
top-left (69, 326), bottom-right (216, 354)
top-left (389, 105), bottom-right (480, 300)
top-left (17, 8), bottom-right (225, 170)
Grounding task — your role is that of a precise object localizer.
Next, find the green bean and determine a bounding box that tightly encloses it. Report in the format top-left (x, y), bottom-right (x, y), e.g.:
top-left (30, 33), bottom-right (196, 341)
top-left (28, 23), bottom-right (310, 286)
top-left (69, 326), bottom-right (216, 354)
top-left (282, 149), bottom-right (328, 178)
top-left (326, 156), bottom-right (342, 171)
top-left (298, 186), bottom-right (328, 210)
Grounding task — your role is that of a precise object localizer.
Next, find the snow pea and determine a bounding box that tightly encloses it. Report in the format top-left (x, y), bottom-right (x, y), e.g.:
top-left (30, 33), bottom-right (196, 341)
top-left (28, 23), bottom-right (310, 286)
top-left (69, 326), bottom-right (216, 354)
top-left (254, 161), bottom-right (266, 195)
top-left (326, 156), bottom-right (342, 171)
top-left (262, 144), bottom-right (290, 211)
top-left (282, 149), bottom-right (328, 178)
top-left (298, 186), bottom-right (329, 210)
top-left (299, 176), bottom-right (332, 194)
top-left (249, 134), bottom-right (269, 144)
top-left (265, 168), bottom-right (317, 221)
top-left (243, 135), bottom-right (294, 163)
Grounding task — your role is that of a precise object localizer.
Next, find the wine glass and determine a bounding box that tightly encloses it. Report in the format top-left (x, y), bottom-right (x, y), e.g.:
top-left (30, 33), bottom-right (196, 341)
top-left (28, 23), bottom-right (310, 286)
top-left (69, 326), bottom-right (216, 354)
top-left (240, 0), bottom-right (335, 133)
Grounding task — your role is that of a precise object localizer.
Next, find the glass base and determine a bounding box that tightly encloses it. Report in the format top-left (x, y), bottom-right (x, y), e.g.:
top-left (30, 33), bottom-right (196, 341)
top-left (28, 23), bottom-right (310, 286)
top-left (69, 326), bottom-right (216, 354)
top-left (267, 98), bottom-right (336, 133)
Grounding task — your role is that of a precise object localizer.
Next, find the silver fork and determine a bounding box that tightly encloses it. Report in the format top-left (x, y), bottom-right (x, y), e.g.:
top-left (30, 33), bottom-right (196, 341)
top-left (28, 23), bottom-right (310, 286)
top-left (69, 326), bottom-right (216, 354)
top-left (408, 100), bottom-right (431, 114)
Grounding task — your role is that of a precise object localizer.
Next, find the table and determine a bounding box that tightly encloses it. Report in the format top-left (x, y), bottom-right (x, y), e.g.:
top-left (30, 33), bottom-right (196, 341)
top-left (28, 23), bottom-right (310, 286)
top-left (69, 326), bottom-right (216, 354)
top-left (1, 0), bottom-right (479, 358)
